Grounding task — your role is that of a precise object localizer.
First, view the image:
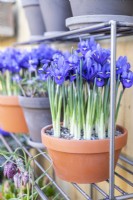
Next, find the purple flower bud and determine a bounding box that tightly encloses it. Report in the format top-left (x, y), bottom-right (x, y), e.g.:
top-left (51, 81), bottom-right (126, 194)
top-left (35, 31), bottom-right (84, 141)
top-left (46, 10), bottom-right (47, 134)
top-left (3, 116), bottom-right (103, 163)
top-left (13, 172), bottom-right (22, 188)
top-left (4, 162), bottom-right (17, 179)
top-left (22, 171), bottom-right (29, 186)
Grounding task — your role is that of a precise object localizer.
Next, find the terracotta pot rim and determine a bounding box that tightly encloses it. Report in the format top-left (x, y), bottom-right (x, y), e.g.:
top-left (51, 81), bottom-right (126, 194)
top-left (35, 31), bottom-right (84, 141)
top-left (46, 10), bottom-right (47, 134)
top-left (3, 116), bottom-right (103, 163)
top-left (0, 95), bottom-right (19, 106)
top-left (41, 124), bottom-right (128, 154)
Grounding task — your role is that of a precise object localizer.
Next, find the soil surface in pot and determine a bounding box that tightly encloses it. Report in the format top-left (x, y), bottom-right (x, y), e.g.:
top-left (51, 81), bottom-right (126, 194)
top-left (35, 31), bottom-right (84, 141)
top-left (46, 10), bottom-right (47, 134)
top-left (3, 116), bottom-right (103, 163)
top-left (46, 126), bottom-right (122, 140)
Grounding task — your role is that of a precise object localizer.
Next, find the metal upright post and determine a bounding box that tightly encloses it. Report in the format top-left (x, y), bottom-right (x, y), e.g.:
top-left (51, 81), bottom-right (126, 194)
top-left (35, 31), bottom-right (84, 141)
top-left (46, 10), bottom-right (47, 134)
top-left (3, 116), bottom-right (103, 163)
top-left (90, 184), bottom-right (93, 199)
top-left (109, 20), bottom-right (117, 200)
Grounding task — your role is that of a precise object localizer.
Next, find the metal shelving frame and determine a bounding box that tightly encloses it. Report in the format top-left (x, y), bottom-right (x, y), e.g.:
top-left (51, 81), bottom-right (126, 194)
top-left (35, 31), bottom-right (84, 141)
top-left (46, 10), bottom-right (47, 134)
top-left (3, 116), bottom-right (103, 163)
top-left (0, 133), bottom-right (133, 200)
top-left (1, 20), bottom-right (133, 199)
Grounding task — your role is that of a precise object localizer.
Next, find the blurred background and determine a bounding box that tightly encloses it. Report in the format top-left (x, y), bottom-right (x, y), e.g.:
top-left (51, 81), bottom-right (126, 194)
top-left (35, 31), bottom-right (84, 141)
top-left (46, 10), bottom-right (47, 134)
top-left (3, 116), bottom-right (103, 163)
top-left (0, 0), bottom-right (30, 48)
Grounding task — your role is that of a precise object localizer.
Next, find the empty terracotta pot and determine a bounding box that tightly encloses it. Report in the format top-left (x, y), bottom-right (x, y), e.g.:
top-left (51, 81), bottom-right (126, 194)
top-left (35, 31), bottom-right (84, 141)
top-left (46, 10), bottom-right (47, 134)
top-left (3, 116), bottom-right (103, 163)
top-left (41, 125), bottom-right (127, 183)
top-left (0, 96), bottom-right (28, 133)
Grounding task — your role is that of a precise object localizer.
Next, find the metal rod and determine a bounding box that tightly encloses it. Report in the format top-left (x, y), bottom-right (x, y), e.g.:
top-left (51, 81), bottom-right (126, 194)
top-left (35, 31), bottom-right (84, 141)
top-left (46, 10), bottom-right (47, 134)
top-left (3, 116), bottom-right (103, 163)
top-left (72, 183), bottom-right (92, 200)
top-left (23, 135), bottom-right (52, 163)
top-left (106, 180), bottom-right (127, 195)
top-left (14, 30), bottom-right (133, 47)
top-left (0, 135), bottom-right (13, 152)
top-left (34, 183), bottom-right (48, 200)
top-left (118, 21), bottom-right (133, 27)
top-left (90, 184), bottom-right (93, 199)
top-left (120, 155), bottom-right (133, 166)
top-left (13, 22), bottom-right (110, 46)
top-left (109, 20), bottom-right (117, 200)
top-left (37, 148), bottom-right (52, 163)
top-left (117, 163), bottom-right (133, 175)
top-left (115, 193), bottom-right (133, 200)
top-left (115, 172), bottom-right (133, 187)
top-left (92, 183), bottom-right (109, 198)
top-left (0, 136), bottom-right (14, 154)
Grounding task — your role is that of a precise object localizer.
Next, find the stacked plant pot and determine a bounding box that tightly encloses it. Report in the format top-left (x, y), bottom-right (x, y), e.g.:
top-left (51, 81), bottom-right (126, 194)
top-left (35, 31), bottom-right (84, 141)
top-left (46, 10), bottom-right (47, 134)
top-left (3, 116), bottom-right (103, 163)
top-left (39, 0), bottom-right (72, 35)
top-left (21, 0), bottom-right (45, 35)
top-left (66, 0), bottom-right (133, 30)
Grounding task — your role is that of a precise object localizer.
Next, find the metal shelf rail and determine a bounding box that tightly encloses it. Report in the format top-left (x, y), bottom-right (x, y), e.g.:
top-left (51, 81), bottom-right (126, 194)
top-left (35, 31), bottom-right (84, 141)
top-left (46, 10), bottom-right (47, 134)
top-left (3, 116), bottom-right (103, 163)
top-left (0, 133), bottom-right (133, 200)
top-left (14, 20), bottom-right (133, 46)
top-left (7, 20), bottom-right (133, 199)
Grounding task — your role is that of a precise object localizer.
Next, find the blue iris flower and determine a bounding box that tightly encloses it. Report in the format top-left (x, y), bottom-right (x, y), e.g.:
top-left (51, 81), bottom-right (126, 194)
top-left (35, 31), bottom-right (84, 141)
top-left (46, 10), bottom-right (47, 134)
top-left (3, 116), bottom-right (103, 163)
top-left (53, 56), bottom-right (69, 85)
top-left (95, 62), bottom-right (111, 79)
top-left (77, 37), bottom-right (97, 55)
top-left (66, 54), bottom-right (80, 82)
top-left (52, 52), bottom-right (64, 65)
top-left (121, 70), bottom-right (133, 88)
top-left (36, 44), bottom-right (59, 61)
top-left (38, 64), bottom-right (52, 81)
top-left (92, 45), bottom-right (110, 66)
top-left (116, 56), bottom-right (130, 75)
top-left (19, 51), bottom-right (39, 72)
top-left (66, 54), bottom-right (79, 69)
top-left (81, 59), bottom-right (94, 82)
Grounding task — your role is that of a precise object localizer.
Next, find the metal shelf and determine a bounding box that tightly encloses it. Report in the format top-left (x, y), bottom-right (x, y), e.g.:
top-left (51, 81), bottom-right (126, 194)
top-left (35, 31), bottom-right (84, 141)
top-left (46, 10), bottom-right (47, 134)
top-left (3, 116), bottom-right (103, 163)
top-left (0, 133), bottom-right (133, 200)
top-left (13, 21), bottom-right (133, 46)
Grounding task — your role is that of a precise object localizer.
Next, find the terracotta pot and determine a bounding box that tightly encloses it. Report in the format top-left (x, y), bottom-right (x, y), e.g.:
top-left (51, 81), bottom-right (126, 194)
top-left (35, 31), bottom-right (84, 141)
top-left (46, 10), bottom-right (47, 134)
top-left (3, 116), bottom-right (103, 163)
top-left (0, 96), bottom-right (28, 133)
top-left (41, 124), bottom-right (127, 184)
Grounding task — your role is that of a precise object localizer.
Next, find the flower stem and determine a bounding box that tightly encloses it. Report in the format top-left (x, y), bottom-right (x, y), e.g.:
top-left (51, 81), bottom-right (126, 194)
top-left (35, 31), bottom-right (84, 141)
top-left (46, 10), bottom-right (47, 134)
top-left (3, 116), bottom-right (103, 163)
top-left (5, 70), bottom-right (12, 96)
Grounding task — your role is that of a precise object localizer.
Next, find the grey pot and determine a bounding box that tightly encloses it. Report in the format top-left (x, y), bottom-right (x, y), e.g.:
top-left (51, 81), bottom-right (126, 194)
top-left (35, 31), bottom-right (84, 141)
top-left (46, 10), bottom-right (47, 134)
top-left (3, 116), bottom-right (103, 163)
top-left (21, 0), bottom-right (45, 35)
top-left (39, 0), bottom-right (72, 33)
top-left (19, 96), bottom-right (52, 144)
top-left (69, 0), bottom-right (133, 17)
top-left (66, 15), bottom-right (133, 30)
